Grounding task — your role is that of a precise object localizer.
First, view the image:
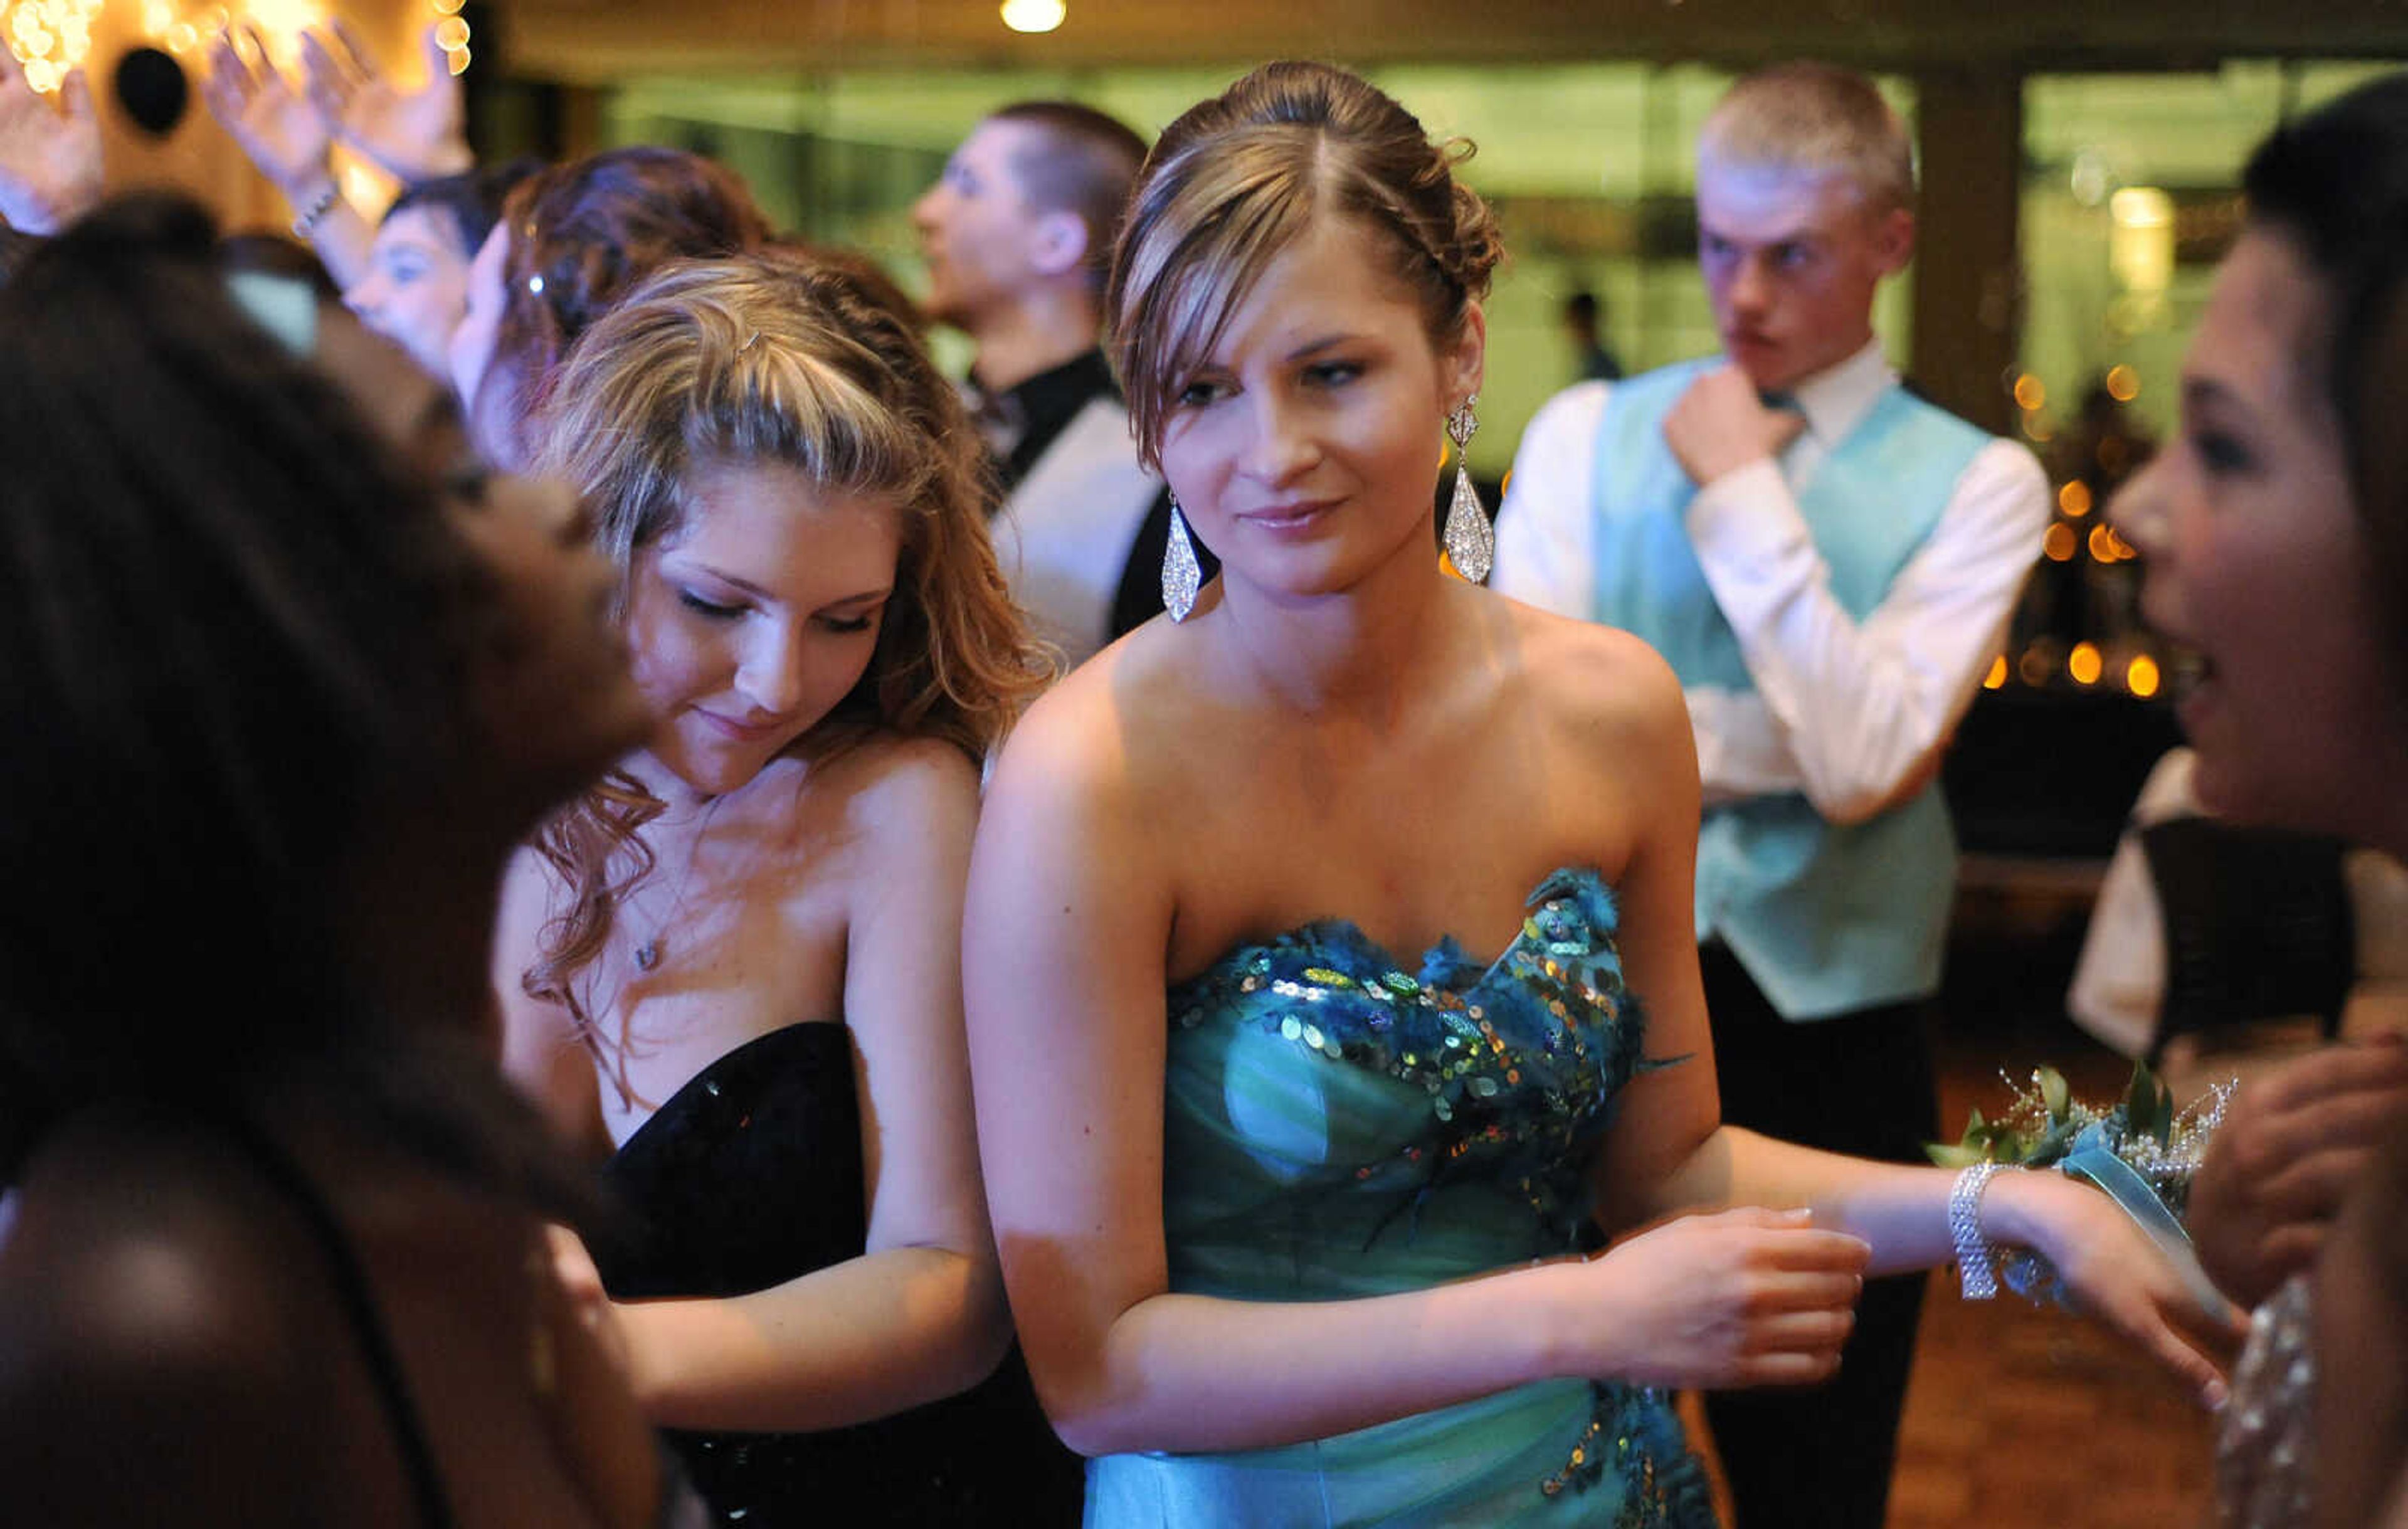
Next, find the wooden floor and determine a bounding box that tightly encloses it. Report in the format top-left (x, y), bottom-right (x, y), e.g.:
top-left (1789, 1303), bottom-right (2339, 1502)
top-left (1690, 885), bottom-right (2224, 1529)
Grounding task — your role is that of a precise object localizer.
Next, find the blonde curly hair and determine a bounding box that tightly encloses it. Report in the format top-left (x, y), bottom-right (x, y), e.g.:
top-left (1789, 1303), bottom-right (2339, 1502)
top-left (522, 250), bottom-right (1052, 1066)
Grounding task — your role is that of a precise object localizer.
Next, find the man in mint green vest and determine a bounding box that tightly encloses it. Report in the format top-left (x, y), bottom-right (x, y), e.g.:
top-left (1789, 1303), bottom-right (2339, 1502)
top-left (1493, 61), bottom-right (2048, 1529)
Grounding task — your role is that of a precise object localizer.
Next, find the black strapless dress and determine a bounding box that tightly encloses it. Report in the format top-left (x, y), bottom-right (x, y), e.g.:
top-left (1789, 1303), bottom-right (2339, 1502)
top-left (593, 1021), bottom-right (1085, 1526)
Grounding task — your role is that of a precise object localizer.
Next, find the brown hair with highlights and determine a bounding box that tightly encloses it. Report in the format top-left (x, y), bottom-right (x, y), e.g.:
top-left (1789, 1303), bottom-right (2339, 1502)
top-left (1107, 61), bottom-right (1501, 473)
top-left (472, 147), bottom-right (769, 468)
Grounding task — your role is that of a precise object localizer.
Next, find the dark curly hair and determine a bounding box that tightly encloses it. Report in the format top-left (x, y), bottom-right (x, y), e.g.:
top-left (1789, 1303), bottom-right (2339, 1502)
top-left (469, 146), bottom-right (769, 468)
top-left (0, 194), bottom-right (492, 1176)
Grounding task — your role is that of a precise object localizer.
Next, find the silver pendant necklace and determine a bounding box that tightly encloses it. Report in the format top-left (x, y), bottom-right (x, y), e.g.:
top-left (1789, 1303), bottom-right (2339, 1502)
top-left (631, 794), bottom-right (726, 973)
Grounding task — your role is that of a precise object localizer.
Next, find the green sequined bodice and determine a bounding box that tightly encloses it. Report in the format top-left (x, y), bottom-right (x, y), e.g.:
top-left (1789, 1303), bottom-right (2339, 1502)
top-left (1089, 866), bottom-right (1714, 1528)
top-left (1162, 865), bottom-right (1651, 1291)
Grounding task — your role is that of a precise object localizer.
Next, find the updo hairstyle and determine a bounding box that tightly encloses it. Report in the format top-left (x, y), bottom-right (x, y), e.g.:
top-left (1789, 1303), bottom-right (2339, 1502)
top-left (1107, 60), bottom-right (1502, 472)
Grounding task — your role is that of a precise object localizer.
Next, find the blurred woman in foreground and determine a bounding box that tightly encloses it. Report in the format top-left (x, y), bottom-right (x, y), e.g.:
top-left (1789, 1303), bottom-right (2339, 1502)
top-left (2116, 71), bottom-right (2408, 1529)
top-left (0, 194), bottom-right (690, 1529)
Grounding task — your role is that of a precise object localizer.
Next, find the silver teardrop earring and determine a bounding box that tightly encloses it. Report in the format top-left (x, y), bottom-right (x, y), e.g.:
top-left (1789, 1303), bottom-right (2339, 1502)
top-left (1161, 495), bottom-right (1201, 622)
top-left (1442, 394), bottom-right (1492, 583)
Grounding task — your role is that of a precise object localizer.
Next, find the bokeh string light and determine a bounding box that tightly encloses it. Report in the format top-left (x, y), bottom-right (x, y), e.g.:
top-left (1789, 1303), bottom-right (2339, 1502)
top-left (4, 1), bottom-right (467, 93)
top-left (431, 0), bottom-right (466, 75)
top-left (4, 0), bottom-right (105, 94)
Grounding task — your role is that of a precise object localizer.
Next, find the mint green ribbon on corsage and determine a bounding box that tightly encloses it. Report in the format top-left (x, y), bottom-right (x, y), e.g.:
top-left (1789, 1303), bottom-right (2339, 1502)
top-left (2061, 1123), bottom-right (2228, 1315)
top-left (1933, 1061), bottom-right (2235, 1315)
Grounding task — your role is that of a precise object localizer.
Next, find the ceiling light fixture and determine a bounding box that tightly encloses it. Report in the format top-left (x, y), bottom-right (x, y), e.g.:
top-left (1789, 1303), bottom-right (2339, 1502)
top-left (1000, 0), bottom-right (1065, 34)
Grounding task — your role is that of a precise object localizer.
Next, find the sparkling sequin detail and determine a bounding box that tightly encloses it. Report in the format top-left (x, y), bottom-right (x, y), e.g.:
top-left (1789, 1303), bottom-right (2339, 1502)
top-left (1161, 866), bottom-right (1708, 1521)
top-left (1538, 1385), bottom-right (1714, 1526)
top-left (2216, 1272), bottom-right (2315, 1528)
top-left (1170, 867), bottom-right (1660, 1242)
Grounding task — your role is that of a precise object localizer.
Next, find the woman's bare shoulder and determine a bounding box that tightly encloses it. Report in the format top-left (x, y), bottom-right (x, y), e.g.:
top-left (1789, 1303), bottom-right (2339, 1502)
top-left (1492, 596), bottom-right (1689, 745)
top-left (0, 1120), bottom-right (357, 1523)
top-left (973, 628), bottom-right (1217, 907)
top-left (856, 729), bottom-right (982, 796)
top-left (826, 735), bottom-right (987, 885)
top-left (1001, 620), bottom-right (1212, 787)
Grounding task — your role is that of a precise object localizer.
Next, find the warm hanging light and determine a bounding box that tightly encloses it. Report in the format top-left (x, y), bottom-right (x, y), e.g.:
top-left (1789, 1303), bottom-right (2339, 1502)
top-left (2069, 642), bottom-right (2103, 687)
top-left (1000, 0), bottom-right (1065, 33)
top-left (4, 0), bottom-right (106, 94)
top-left (435, 6), bottom-right (470, 73)
top-left (1, 0), bottom-right (470, 94)
top-left (2110, 188), bottom-right (2176, 299)
top-left (2127, 653), bottom-right (2162, 699)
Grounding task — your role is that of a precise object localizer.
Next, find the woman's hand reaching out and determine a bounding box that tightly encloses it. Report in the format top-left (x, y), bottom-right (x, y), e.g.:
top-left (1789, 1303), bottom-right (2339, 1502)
top-left (2189, 1039), bottom-right (2408, 1308)
top-left (1990, 1168), bottom-right (2249, 1410)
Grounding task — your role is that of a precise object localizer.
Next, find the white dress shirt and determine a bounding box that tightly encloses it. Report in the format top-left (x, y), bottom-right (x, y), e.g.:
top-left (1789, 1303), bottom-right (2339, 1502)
top-left (1493, 340), bottom-right (2049, 826)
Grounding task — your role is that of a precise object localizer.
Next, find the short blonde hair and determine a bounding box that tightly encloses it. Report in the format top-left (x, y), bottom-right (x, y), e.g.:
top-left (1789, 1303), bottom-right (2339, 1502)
top-left (1697, 62), bottom-right (1914, 214)
top-left (1109, 61), bottom-right (1502, 472)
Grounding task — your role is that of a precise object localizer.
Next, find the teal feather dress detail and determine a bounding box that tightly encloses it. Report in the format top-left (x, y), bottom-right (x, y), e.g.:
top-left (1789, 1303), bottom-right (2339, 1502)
top-left (1086, 866), bottom-right (1715, 1528)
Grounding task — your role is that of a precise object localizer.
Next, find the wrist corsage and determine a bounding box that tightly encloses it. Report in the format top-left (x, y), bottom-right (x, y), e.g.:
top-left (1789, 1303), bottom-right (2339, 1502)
top-left (1928, 1062), bottom-right (2232, 1309)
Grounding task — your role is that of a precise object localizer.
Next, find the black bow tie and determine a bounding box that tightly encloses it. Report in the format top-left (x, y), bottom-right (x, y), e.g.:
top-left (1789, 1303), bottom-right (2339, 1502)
top-left (963, 383), bottom-right (1027, 457)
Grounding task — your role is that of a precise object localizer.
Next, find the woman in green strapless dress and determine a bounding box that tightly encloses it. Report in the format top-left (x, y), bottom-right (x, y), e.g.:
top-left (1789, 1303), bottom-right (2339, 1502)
top-left (963, 61), bottom-right (2242, 1529)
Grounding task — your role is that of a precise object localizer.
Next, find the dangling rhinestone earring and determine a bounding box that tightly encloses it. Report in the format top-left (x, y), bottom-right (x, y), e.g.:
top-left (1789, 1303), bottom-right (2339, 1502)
top-left (1442, 394), bottom-right (1492, 584)
top-left (1161, 496), bottom-right (1201, 622)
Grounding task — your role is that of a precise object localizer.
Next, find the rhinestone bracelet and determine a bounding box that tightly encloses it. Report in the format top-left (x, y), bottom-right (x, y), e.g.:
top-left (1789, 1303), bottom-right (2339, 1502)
top-left (290, 183), bottom-right (342, 241)
top-left (1948, 1160), bottom-right (2009, 1299)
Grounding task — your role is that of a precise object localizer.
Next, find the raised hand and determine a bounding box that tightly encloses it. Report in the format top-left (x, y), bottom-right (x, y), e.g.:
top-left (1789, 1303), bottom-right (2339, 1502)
top-left (302, 21), bottom-right (471, 184)
top-left (1662, 364), bottom-right (1807, 488)
top-left (201, 26), bottom-right (334, 201)
top-left (2188, 1037), bottom-right (2408, 1308)
top-left (1564, 1206), bottom-right (1869, 1389)
top-left (0, 50), bottom-right (101, 235)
